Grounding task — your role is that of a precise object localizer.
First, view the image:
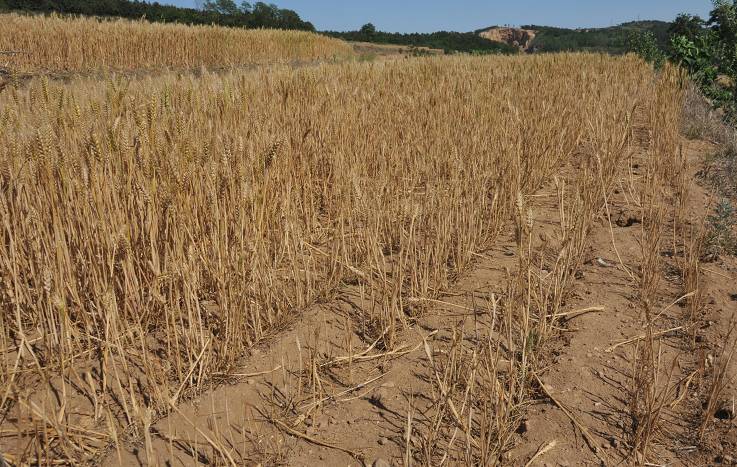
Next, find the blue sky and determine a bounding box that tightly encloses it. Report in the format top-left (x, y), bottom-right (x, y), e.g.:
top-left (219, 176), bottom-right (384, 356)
top-left (169, 0), bottom-right (713, 33)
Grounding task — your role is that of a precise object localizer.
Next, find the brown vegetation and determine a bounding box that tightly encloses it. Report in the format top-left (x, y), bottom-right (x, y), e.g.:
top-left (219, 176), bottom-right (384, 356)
top-left (0, 53), bottom-right (697, 465)
top-left (0, 13), bottom-right (353, 75)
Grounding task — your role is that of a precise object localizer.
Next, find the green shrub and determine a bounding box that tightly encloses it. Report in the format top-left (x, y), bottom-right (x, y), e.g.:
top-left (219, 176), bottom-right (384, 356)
top-left (669, 2), bottom-right (737, 121)
top-left (628, 31), bottom-right (666, 68)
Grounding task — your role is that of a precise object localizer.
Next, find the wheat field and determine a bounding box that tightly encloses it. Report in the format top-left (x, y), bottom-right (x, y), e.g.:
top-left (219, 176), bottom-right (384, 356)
top-left (0, 52), bottom-right (688, 464)
top-left (0, 13), bottom-right (354, 74)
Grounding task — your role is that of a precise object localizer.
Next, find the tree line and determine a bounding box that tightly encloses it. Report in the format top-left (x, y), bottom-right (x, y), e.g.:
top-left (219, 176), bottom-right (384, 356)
top-left (520, 21), bottom-right (671, 54)
top-left (0, 0), bottom-right (315, 31)
top-left (325, 23), bottom-right (518, 55)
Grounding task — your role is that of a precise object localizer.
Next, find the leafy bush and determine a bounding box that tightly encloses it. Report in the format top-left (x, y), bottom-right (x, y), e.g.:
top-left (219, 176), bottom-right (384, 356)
top-left (628, 31), bottom-right (666, 68)
top-left (707, 199), bottom-right (737, 255)
top-left (669, 1), bottom-right (737, 120)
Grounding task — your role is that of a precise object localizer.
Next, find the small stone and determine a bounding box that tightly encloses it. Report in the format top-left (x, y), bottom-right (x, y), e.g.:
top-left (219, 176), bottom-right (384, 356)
top-left (372, 459), bottom-right (391, 467)
top-left (730, 293), bottom-right (737, 302)
top-left (381, 381), bottom-right (396, 388)
top-left (378, 437), bottom-right (389, 446)
top-left (246, 379), bottom-right (255, 385)
top-left (610, 437), bottom-right (619, 448)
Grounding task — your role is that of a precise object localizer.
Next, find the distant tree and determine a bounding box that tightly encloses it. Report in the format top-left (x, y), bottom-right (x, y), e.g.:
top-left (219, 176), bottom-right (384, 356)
top-left (1, 0), bottom-right (316, 31)
top-left (709, 0), bottom-right (737, 46)
top-left (360, 23), bottom-right (377, 35)
top-left (251, 2), bottom-right (277, 25)
top-left (203, 0), bottom-right (240, 16)
top-left (669, 13), bottom-right (705, 41)
top-left (278, 9), bottom-right (306, 29)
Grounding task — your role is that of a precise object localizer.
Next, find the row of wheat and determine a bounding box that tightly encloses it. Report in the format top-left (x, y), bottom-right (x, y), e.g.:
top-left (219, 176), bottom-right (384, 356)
top-left (0, 54), bottom-right (680, 464)
top-left (0, 13), bottom-right (354, 74)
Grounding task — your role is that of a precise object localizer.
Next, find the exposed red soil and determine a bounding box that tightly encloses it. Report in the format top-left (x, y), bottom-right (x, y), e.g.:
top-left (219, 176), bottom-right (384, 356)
top-left (479, 27), bottom-right (537, 51)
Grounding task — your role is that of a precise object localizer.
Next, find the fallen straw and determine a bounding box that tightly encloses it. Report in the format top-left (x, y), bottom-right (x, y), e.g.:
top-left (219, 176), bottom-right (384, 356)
top-left (605, 326), bottom-right (685, 353)
top-left (524, 439), bottom-right (558, 467)
top-left (554, 306), bottom-right (605, 320)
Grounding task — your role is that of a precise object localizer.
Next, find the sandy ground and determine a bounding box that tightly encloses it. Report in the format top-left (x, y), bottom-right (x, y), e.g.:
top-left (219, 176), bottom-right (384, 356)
top-left (99, 130), bottom-right (736, 466)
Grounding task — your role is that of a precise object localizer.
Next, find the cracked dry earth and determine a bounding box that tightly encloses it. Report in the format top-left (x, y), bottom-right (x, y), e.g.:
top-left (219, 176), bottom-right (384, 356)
top-left (107, 137), bottom-right (737, 467)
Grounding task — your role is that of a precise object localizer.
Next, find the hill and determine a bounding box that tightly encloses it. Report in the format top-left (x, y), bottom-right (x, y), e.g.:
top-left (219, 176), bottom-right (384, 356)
top-left (476, 20), bottom-right (672, 54)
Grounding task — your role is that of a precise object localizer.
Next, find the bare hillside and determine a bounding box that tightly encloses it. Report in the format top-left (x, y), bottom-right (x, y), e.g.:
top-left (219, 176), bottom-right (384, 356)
top-left (478, 26), bottom-right (537, 51)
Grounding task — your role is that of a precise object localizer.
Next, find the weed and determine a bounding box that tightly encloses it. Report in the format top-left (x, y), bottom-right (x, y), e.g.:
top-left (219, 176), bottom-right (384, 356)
top-left (706, 198), bottom-right (737, 255)
top-left (357, 52), bottom-right (377, 62)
